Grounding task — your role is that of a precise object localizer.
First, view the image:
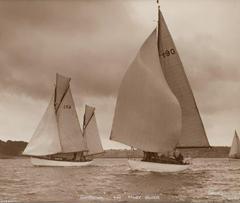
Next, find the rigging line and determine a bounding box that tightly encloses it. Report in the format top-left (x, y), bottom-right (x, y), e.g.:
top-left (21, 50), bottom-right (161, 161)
top-left (156, 0), bottom-right (160, 53)
top-left (83, 110), bottom-right (95, 131)
top-left (55, 84), bottom-right (70, 113)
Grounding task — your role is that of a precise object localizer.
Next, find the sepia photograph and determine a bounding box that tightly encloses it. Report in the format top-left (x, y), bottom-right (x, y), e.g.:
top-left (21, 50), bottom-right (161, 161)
top-left (0, 0), bottom-right (240, 202)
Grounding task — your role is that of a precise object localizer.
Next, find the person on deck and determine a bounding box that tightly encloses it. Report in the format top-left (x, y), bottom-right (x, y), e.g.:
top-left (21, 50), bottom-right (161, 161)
top-left (143, 151), bottom-right (151, 161)
top-left (143, 151), bottom-right (159, 162)
top-left (173, 151), bottom-right (184, 164)
top-left (73, 152), bottom-right (77, 161)
top-left (79, 151), bottom-right (86, 161)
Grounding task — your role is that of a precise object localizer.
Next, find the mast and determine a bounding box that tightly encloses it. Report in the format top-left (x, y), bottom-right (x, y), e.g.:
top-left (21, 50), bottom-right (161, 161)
top-left (157, 0), bottom-right (160, 49)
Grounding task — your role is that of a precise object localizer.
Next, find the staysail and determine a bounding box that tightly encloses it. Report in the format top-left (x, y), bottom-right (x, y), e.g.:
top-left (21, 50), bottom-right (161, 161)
top-left (157, 9), bottom-right (210, 148)
top-left (23, 95), bottom-right (62, 156)
top-left (23, 73), bottom-right (87, 156)
top-left (110, 29), bottom-right (182, 153)
top-left (229, 130), bottom-right (240, 158)
top-left (83, 105), bottom-right (104, 155)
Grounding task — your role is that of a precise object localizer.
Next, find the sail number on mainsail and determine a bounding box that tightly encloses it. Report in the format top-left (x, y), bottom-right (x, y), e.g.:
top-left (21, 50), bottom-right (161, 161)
top-left (159, 48), bottom-right (176, 58)
top-left (63, 104), bottom-right (71, 109)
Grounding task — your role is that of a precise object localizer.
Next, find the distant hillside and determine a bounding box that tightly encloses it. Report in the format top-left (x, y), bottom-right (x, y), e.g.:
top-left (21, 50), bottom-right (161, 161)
top-left (0, 140), bottom-right (27, 157)
top-left (93, 149), bottom-right (143, 158)
top-left (0, 139), bottom-right (230, 159)
top-left (93, 147), bottom-right (231, 158)
top-left (177, 147), bottom-right (230, 158)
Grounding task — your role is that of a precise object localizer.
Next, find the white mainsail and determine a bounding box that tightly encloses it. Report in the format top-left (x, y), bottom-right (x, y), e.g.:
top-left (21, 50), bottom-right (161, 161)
top-left (110, 29), bottom-right (182, 153)
top-left (83, 105), bottom-right (104, 155)
top-left (23, 73), bottom-right (87, 156)
top-left (56, 87), bottom-right (87, 153)
top-left (23, 95), bottom-right (62, 156)
top-left (229, 130), bottom-right (240, 158)
top-left (157, 9), bottom-right (209, 148)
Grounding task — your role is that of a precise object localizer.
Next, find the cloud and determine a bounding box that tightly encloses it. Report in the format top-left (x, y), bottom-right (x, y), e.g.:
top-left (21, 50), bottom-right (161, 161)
top-left (0, 0), bottom-right (240, 147)
top-left (0, 0), bottom-right (155, 100)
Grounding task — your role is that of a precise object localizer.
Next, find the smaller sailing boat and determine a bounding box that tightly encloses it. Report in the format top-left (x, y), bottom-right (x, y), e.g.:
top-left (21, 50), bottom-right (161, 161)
top-left (23, 73), bottom-right (104, 166)
top-left (229, 130), bottom-right (240, 159)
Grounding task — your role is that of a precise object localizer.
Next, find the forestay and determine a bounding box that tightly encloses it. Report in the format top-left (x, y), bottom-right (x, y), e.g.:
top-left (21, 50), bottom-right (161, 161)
top-left (83, 105), bottom-right (104, 155)
top-left (157, 9), bottom-right (210, 148)
top-left (110, 29), bottom-right (181, 153)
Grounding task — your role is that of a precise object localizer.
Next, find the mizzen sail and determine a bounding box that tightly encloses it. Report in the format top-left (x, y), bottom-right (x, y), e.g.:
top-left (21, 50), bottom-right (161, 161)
top-left (110, 29), bottom-right (181, 153)
top-left (157, 9), bottom-right (210, 148)
top-left (229, 130), bottom-right (240, 158)
top-left (83, 105), bottom-right (104, 155)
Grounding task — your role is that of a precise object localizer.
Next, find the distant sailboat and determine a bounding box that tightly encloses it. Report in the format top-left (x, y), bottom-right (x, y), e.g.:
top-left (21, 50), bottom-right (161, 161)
top-left (23, 73), bottom-right (104, 167)
top-left (110, 4), bottom-right (209, 172)
top-left (229, 130), bottom-right (240, 159)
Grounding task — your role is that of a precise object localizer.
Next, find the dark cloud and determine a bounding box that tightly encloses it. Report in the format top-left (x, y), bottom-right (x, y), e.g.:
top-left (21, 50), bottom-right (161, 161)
top-left (0, 0), bottom-right (147, 100)
top-left (174, 31), bottom-right (240, 116)
top-left (0, 0), bottom-right (240, 147)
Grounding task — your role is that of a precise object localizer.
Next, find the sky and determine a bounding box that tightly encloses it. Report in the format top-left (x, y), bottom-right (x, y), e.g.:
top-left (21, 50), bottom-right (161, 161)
top-left (0, 0), bottom-right (240, 149)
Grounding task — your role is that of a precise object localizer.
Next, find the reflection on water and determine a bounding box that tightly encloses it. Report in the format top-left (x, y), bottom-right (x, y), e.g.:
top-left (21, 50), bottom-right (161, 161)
top-left (0, 158), bottom-right (239, 202)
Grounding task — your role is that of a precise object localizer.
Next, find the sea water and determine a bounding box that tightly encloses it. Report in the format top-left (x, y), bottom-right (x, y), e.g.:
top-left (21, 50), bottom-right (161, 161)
top-left (0, 158), bottom-right (239, 202)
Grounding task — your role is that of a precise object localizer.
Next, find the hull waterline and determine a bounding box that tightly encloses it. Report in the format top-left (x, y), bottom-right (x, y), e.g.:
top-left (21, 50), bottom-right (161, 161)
top-left (31, 157), bottom-right (93, 167)
top-left (229, 155), bottom-right (240, 159)
top-left (128, 159), bottom-right (189, 173)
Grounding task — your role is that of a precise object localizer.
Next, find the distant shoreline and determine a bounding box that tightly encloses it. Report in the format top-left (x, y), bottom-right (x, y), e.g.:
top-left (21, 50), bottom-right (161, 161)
top-left (0, 139), bottom-right (230, 159)
top-left (92, 147), bottom-right (230, 159)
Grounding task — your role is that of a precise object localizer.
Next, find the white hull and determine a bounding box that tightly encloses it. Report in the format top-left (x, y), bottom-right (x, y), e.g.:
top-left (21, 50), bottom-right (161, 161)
top-left (31, 157), bottom-right (93, 167)
top-left (128, 159), bottom-right (189, 173)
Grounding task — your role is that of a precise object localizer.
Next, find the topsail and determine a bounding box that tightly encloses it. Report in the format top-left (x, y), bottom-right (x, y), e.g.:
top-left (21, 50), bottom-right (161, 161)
top-left (55, 73), bottom-right (71, 111)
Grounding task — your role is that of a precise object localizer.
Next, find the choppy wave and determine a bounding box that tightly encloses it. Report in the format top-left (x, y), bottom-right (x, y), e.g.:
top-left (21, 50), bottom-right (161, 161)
top-left (0, 158), bottom-right (239, 202)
